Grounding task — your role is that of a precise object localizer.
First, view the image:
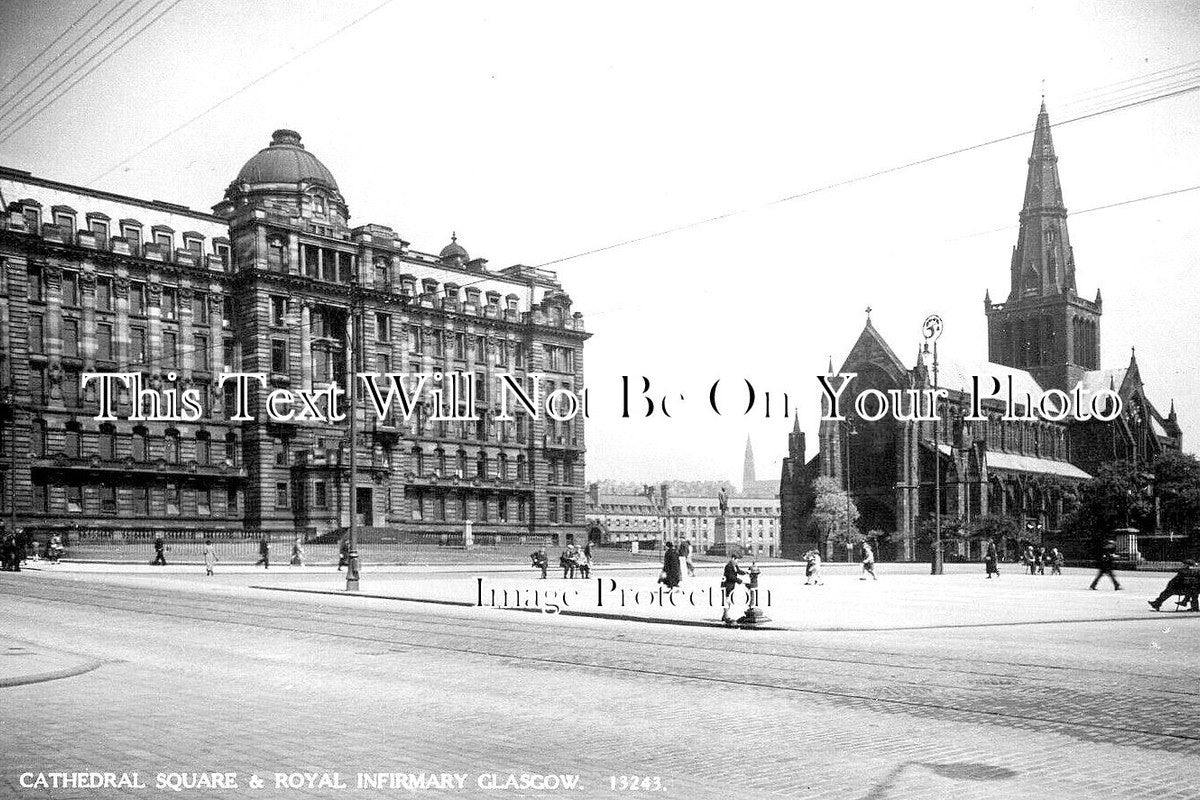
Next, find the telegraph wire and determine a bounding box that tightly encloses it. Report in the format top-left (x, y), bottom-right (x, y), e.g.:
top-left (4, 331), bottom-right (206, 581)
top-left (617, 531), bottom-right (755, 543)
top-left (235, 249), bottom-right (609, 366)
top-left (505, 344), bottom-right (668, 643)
top-left (0, 0), bottom-right (183, 144)
top-left (0, 0), bottom-right (142, 126)
top-left (0, 0), bottom-right (112, 107)
top-left (528, 77), bottom-right (1200, 270)
top-left (87, 0), bottom-right (399, 184)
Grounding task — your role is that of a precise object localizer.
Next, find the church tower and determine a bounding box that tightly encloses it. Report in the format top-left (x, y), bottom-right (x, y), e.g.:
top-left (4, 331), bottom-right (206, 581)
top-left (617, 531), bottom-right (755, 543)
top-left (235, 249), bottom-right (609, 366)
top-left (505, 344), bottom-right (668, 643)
top-left (743, 435), bottom-right (757, 491)
top-left (985, 102), bottom-right (1102, 392)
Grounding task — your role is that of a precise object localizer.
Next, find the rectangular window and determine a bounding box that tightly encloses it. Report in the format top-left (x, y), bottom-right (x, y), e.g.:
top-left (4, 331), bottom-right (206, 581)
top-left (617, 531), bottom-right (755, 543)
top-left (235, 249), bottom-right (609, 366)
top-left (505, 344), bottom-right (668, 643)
top-left (166, 483), bottom-right (180, 515)
top-left (197, 488), bottom-right (211, 516)
top-left (216, 243), bottom-right (231, 269)
top-left (314, 481), bottom-right (327, 509)
top-left (123, 225), bottom-right (142, 250)
top-left (132, 486), bottom-right (149, 515)
top-left (62, 320), bottom-right (79, 357)
top-left (564, 497), bottom-right (573, 523)
top-left (97, 323), bottom-right (113, 361)
top-left (223, 339), bottom-right (236, 370)
top-left (100, 485), bottom-right (117, 514)
top-left (67, 484), bottom-right (83, 513)
top-left (412, 493), bottom-right (424, 521)
top-left (193, 293), bottom-right (208, 323)
top-left (162, 288), bottom-right (178, 320)
top-left (23, 206), bottom-right (40, 231)
top-left (271, 296), bottom-right (287, 326)
top-left (226, 486), bottom-right (238, 514)
top-left (271, 340), bottom-right (287, 373)
top-left (376, 314), bottom-right (390, 342)
top-left (155, 231), bottom-right (172, 250)
top-left (186, 237), bottom-right (203, 253)
top-left (29, 315), bottom-right (44, 353)
top-left (62, 272), bottom-right (78, 306)
top-left (55, 212), bottom-right (75, 232)
top-left (130, 283), bottom-right (146, 315)
top-left (96, 277), bottom-right (112, 311)
top-left (194, 335), bottom-right (209, 370)
top-left (548, 496), bottom-right (559, 523)
top-left (90, 218), bottom-right (109, 240)
top-left (163, 332), bottom-right (177, 366)
top-left (131, 327), bottom-right (147, 363)
top-left (27, 267), bottom-right (43, 302)
top-left (498, 496), bottom-right (508, 522)
top-left (275, 481), bottom-right (289, 509)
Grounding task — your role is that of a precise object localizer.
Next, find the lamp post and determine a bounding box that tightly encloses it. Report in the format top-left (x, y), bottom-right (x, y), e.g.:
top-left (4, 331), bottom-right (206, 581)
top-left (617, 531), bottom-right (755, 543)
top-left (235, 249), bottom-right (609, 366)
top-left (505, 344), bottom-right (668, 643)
top-left (923, 314), bottom-right (944, 575)
top-left (345, 280), bottom-right (362, 592)
top-left (843, 418), bottom-right (857, 562)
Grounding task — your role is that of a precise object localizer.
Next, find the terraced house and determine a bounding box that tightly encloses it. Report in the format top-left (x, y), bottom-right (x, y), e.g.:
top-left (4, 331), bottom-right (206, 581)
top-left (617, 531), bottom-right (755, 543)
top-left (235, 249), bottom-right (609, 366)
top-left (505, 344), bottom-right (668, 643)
top-left (0, 129), bottom-right (588, 547)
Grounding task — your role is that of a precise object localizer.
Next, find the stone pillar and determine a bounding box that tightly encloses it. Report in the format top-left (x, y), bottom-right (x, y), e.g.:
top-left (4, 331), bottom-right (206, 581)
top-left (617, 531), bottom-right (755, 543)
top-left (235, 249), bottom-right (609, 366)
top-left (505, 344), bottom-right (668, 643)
top-left (300, 302), bottom-right (312, 392)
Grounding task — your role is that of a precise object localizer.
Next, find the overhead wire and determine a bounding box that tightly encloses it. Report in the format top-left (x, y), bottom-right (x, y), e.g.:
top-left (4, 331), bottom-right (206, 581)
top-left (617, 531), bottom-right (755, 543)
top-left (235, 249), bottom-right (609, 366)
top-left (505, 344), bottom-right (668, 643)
top-left (0, 0), bottom-right (113, 107)
top-left (0, 0), bottom-right (184, 144)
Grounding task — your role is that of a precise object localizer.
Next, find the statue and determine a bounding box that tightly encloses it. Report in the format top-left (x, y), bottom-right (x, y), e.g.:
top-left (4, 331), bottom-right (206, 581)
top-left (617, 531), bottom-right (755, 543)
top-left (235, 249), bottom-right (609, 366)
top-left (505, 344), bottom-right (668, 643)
top-left (718, 487), bottom-right (729, 516)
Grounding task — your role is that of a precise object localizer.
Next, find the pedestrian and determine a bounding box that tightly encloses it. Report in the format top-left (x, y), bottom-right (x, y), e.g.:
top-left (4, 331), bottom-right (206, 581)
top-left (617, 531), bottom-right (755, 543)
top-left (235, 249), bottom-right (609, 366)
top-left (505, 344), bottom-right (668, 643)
top-left (984, 538), bottom-right (1000, 579)
top-left (720, 552), bottom-right (746, 625)
top-left (530, 547), bottom-right (548, 579)
top-left (0, 531), bottom-right (14, 572)
top-left (152, 534), bottom-right (167, 566)
top-left (577, 543), bottom-right (592, 579)
top-left (561, 542), bottom-right (579, 579)
top-left (803, 548), bottom-right (823, 585)
top-left (1024, 544), bottom-right (1036, 575)
top-left (1089, 539), bottom-right (1121, 590)
top-left (255, 535), bottom-right (270, 569)
top-left (1148, 559), bottom-right (1200, 612)
top-left (1049, 547), bottom-right (1064, 576)
top-left (290, 536), bottom-right (304, 566)
top-left (337, 535), bottom-right (349, 571)
top-left (658, 541), bottom-right (682, 588)
top-left (203, 539), bottom-right (218, 576)
top-left (1036, 546), bottom-right (1047, 576)
top-left (679, 538), bottom-right (695, 577)
top-left (860, 542), bottom-right (877, 581)
top-left (48, 533), bottom-right (63, 563)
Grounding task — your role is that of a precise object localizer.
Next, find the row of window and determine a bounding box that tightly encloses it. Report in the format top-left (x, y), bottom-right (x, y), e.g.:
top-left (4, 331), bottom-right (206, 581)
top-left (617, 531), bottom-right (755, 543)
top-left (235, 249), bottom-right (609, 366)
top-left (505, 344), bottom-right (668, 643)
top-left (30, 421), bottom-right (238, 465)
top-left (27, 267), bottom-right (236, 325)
top-left (27, 481), bottom-right (238, 516)
top-left (27, 317), bottom-right (222, 371)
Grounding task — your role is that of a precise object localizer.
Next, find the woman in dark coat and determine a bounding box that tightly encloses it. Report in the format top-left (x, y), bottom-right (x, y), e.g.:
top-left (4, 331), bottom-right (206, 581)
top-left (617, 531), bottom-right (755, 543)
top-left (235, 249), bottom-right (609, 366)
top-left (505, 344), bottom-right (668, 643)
top-left (659, 541), bottom-right (682, 588)
top-left (984, 538), bottom-right (1000, 579)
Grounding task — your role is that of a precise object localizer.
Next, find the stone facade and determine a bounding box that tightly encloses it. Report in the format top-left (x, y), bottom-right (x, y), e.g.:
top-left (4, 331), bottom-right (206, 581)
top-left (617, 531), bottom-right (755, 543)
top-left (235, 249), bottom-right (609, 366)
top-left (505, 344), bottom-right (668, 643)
top-left (0, 130), bottom-right (588, 545)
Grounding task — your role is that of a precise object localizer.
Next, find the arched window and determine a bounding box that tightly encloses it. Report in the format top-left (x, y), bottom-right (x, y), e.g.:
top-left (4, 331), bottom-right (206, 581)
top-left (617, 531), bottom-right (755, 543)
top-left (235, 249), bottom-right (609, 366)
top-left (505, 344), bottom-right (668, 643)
top-left (224, 432), bottom-right (237, 466)
top-left (456, 449), bottom-right (467, 478)
top-left (435, 448), bottom-right (446, 477)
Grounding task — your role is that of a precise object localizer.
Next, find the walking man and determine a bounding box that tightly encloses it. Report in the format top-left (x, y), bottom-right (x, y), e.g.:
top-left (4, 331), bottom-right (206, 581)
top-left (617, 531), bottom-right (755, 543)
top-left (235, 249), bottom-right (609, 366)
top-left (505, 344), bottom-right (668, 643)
top-left (152, 534), bottom-right (167, 566)
top-left (804, 548), bottom-right (823, 585)
top-left (860, 541), bottom-right (877, 581)
top-left (1089, 539), bottom-right (1121, 590)
top-left (721, 552), bottom-right (746, 625)
top-left (255, 535), bottom-right (270, 569)
top-left (679, 538), bottom-right (695, 577)
top-left (1049, 547), bottom-right (1064, 576)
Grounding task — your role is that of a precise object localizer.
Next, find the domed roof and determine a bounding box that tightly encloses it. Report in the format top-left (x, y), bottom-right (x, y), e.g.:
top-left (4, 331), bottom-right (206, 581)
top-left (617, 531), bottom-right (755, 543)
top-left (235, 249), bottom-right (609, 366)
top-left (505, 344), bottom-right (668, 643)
top-left (439, 233), bottom-right (468, 261)
top-left (235, 129), bottom-right (338, 190)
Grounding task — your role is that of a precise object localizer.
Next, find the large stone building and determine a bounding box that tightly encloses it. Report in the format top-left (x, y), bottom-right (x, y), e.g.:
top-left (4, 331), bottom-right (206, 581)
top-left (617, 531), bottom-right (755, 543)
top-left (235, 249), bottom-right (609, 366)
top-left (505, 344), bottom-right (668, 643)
top-left (0, 130), bottom-right (588, 546)
top-left (780, 103), bottom-right (1183, 561)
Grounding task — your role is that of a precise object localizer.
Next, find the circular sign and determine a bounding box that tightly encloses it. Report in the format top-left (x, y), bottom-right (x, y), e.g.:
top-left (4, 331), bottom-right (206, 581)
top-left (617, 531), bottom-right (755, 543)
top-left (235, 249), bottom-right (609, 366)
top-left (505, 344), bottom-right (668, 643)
top-left (922, 314), bottom-right (943, 341)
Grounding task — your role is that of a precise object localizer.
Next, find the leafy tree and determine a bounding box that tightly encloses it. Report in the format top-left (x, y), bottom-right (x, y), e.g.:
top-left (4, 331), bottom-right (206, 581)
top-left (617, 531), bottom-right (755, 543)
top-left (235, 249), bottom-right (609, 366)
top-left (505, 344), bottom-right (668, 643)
top-left (1062, 460), bottom-right (1153, 543)
top-left (1150, 451), bottom-right (1200, 534)
top-left (809, 476), bottom-right (861, 549)
top-left (968, 514), bottom-right (1019, 544)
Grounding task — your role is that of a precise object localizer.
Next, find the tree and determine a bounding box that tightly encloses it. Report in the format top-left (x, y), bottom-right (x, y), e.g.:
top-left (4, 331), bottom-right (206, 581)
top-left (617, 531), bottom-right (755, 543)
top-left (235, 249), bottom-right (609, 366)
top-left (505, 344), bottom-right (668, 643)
top-left (1150, 451), bottom-right (1200, 534)
top-left (1062, 460), bottom-right (1153, 544)
top-left (808, 476), bottom-right (861, 550)
top-left (969, 514), bottom-right (1019, 547)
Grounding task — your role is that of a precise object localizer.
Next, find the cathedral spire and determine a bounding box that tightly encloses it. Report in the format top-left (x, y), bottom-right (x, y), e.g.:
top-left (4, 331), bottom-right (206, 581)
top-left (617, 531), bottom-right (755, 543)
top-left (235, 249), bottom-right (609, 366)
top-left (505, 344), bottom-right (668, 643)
top-left (1009, 102), bottom-right (1076, 300)
top-left (742, 435), bottom-right (756, 489)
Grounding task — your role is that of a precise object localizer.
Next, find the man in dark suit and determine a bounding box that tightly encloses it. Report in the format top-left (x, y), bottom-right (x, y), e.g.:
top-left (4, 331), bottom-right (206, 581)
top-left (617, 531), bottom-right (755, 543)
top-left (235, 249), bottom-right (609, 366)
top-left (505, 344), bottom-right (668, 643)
top-left (1089, 540), bottom-right (1121, 590)
top-left (721, 553), bottom-right (746, 625)
top-left (152, 534), bottom-right (167, 566)
top-left (1148, 559), bottom-right (1200, 611)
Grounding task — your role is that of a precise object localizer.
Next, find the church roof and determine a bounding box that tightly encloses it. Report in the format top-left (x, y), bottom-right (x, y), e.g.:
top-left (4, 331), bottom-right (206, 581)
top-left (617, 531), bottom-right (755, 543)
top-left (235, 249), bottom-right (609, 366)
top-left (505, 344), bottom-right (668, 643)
top-left (932, 357), bottom-right (1044, 400)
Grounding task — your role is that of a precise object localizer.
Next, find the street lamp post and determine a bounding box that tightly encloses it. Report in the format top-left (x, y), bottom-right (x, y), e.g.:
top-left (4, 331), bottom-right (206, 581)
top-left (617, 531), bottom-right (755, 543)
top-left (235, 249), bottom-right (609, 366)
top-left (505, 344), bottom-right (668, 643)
top-left (843, 418), bottom-right (857, 562)
top-left (345, 283), bottom-right (362, 592)
top-left (923, 315), bottom-right (944, 575)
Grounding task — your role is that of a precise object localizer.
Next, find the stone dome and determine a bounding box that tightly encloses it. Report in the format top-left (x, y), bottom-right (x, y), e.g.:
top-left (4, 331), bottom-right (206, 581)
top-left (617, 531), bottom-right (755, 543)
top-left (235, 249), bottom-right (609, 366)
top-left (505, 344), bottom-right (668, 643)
top-left (235, 129), bottom-right (338, 190)
top-left (439, 233), bottom-right (468, 261)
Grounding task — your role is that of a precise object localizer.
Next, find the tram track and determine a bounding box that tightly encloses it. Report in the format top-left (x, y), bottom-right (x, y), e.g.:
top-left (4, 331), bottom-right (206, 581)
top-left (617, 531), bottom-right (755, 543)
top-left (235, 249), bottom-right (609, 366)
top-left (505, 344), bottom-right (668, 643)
top-left (2, 576), bottom-right (1198, 753)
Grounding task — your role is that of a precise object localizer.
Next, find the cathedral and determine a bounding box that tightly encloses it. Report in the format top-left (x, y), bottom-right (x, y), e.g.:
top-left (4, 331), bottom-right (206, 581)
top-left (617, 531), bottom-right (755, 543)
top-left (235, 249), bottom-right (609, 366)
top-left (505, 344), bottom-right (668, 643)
top-left (780, 103), bottom-right (1184, 561)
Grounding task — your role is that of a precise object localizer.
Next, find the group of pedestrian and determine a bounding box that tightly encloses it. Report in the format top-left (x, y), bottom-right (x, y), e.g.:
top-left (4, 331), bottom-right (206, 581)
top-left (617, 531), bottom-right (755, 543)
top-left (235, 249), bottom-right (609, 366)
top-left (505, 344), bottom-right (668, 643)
top-left (1020, 544), bottom-right (1064, 576)
top-left (559, 542), bottom-right (593, 579)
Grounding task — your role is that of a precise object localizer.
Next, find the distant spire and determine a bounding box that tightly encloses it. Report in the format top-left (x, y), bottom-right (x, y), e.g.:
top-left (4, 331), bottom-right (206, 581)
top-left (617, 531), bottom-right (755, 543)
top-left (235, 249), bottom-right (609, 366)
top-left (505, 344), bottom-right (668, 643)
top-left (984, 289), bottom-right (991, 304)
top-left (1169, 399), bottom-right (1177, 420)
top-left (1095, 287), bottom-right (1102, 304)
top-left (742, 435), bottom-right (756, 488)
top-left (1130, 345), bottom-right (1138, 364)
top-left (828, 356), bottom-right (834, 374)
top-left (865, 305), bottom-right (873, 321)
top-left (792, 412), bottom-right (801, 434)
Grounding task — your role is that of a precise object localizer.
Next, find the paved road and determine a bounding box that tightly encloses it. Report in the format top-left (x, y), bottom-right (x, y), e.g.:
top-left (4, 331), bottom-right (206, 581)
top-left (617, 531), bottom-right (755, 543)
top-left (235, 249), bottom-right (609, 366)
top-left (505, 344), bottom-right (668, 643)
top-left (1, 570), bottom-right (1197, 799)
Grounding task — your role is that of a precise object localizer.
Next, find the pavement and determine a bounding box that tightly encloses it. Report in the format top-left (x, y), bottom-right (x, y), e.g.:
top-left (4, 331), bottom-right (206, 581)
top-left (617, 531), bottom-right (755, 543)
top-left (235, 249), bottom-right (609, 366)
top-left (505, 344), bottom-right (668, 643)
top-left (1, 563), bottom-right (1197, 799)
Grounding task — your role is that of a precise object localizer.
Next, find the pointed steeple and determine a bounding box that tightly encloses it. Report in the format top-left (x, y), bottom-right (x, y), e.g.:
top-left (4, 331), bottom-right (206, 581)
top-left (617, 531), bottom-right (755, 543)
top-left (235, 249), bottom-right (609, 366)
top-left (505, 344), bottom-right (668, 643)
top-left (1009, 102), bottom-right (1076, 299)
top-left (742, 435), bottom-right (756, 489)
top-left (1169, 399), bottom-right (1177, 421)
top-left (792, 412), bottom-right (801, 434)
top-left (827, 356), bottom-right (834, 374)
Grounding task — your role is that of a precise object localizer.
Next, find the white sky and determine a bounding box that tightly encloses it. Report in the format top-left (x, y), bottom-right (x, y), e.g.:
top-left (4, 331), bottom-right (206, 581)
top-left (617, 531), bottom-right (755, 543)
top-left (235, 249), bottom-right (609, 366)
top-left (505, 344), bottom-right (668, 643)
top-left (1, 0), bottom-right (1198, 486)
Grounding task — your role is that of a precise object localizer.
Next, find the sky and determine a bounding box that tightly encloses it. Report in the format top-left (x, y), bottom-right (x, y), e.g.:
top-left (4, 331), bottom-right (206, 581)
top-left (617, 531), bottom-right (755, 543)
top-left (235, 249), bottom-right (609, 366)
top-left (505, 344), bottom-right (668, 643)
top-left (1, 0), bottom-right (1199, 487)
